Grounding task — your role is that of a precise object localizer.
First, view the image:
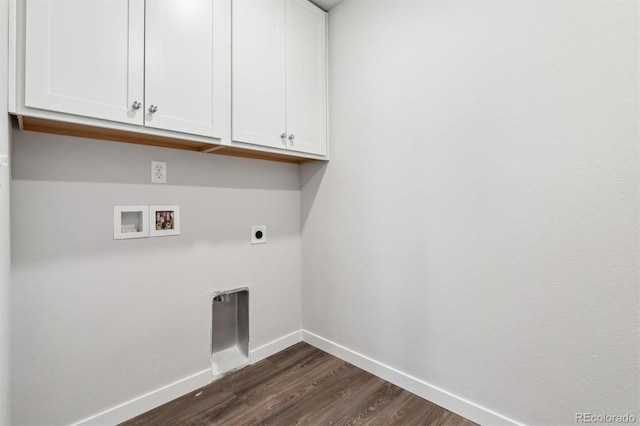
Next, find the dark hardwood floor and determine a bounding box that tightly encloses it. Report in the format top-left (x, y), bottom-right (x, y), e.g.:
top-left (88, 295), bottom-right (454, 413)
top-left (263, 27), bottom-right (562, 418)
top-left (120, 342), bottom-right (476, 426)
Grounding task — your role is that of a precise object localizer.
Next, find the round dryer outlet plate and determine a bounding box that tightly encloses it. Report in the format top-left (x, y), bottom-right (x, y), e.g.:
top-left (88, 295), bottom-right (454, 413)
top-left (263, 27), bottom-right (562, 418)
top-left (251, 225), bottom-right (267, 244)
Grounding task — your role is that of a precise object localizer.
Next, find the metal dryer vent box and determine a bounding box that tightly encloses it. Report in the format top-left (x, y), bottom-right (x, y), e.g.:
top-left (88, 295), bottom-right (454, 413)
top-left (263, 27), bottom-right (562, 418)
top-left (211, 288), bottom-right (249, 378)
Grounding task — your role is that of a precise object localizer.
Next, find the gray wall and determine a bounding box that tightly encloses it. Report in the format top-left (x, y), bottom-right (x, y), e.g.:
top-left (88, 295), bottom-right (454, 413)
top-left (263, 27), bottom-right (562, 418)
top-left (1, 0), bottom-right (12, 423)
top-left (302, 0), bottom-right (639, 424)
top-left (11, 131), bottom-right (302, 425)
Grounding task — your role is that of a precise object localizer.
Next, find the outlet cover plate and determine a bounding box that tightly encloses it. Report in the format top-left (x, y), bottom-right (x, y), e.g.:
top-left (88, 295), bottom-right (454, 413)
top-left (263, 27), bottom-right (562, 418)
top-left (251, 225), bottom-right (267, 244)
top-left (151, 161), bottom-right (167, 184)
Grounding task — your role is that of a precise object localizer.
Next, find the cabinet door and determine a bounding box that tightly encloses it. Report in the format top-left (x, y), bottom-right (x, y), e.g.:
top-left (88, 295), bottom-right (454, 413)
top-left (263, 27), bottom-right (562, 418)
top-left (25, 0), bottom-right (144, 125)
top-left (145, 0), bottom-right (227, 138)
top-left (285, 0), bottom-right (327, 156)
top-left (232, 0), bottom-right (287, 149)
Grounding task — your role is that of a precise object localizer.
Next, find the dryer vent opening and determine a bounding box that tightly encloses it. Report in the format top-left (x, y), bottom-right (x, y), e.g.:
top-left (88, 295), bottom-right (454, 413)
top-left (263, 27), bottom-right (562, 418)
top-left (211, 288), bottom-right (249, 378)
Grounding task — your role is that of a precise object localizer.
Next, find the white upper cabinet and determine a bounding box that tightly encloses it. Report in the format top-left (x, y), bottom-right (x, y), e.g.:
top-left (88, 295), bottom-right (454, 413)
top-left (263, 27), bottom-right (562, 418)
top-left (232, 0), bottom-right (327, 156)
top-left (14, 0), bottom-right (326, 161)
top-left (25, 0), bottom-right (145, 126)
top-left (23, 0), bottom-right (228, 139)
top-left (285, 0), bottom-right (327, 156)
top-left (232, 0), bottom-right (286, 150)
top-left (144, 0), bottom-right (228, 137)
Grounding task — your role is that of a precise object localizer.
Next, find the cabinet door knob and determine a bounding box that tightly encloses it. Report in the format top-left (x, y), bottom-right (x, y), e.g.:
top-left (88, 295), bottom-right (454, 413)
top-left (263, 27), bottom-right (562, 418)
top-left (281, 133), bottom-right (287, 144)
top-left (149, 105), bottom-right (158, 113)
top-left (131, 101), bottom-right (141, 110)
top-left (288, 134), bottom-right (295, 143)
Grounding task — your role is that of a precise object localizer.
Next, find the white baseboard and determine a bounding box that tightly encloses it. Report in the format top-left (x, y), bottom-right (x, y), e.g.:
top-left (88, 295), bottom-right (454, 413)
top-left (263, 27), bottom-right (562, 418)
top-left (71, 329), bottom-right (519, 426)
top-left (250, 329), bottom-right (302, 364)
top-left (70, 330), bottom-right (303, 426)
top-left (302, 330), bottom-right (523, 426)
top-left (71, 368), bottom-right (213, 426)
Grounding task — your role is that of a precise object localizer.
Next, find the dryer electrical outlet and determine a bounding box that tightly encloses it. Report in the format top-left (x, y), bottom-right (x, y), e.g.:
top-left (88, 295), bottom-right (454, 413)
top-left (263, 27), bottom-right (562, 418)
top-left (251, 225), bottom-right (267, 244)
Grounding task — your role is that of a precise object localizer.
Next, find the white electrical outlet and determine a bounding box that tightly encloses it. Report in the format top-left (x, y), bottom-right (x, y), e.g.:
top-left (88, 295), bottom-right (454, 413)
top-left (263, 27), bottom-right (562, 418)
top-left (151, 161), bottom-right (167, 184)
top-left (251, 225), bottom-right (267, 244)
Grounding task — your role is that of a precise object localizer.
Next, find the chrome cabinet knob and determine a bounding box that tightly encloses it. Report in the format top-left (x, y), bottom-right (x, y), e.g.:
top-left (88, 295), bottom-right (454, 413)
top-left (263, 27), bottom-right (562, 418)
top-left (131, 101), bottom-right (141, 110)
top-left (288, 134), bottom-right (295, 143)
top-left (148, 105), bottom-right (158, 113)
top-left (281, 133), bottom-right (287, 144)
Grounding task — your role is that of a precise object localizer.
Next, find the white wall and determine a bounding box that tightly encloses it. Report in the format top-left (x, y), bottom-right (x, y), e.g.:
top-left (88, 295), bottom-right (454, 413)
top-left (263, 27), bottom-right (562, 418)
top-left (11, 131), bottom-right (302, 425)
top-left (302, 1), bottom-right (639, 425)
top-left (0, 0), bottom-right (12, 423)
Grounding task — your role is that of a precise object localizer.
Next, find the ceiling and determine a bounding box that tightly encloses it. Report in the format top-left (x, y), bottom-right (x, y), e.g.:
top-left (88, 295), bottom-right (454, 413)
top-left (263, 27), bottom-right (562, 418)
top-left (311, 0), bottom-right (344, 11)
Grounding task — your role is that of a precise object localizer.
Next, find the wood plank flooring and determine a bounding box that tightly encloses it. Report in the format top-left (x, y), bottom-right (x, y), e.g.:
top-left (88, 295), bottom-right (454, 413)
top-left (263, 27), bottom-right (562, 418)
top-left (120, 342), bottom-right (477, 426)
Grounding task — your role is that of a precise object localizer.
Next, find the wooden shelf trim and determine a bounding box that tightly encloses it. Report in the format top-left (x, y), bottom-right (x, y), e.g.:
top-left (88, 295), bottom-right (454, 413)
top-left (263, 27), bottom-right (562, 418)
top-left (19, 116), bottom-right (321, 164)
